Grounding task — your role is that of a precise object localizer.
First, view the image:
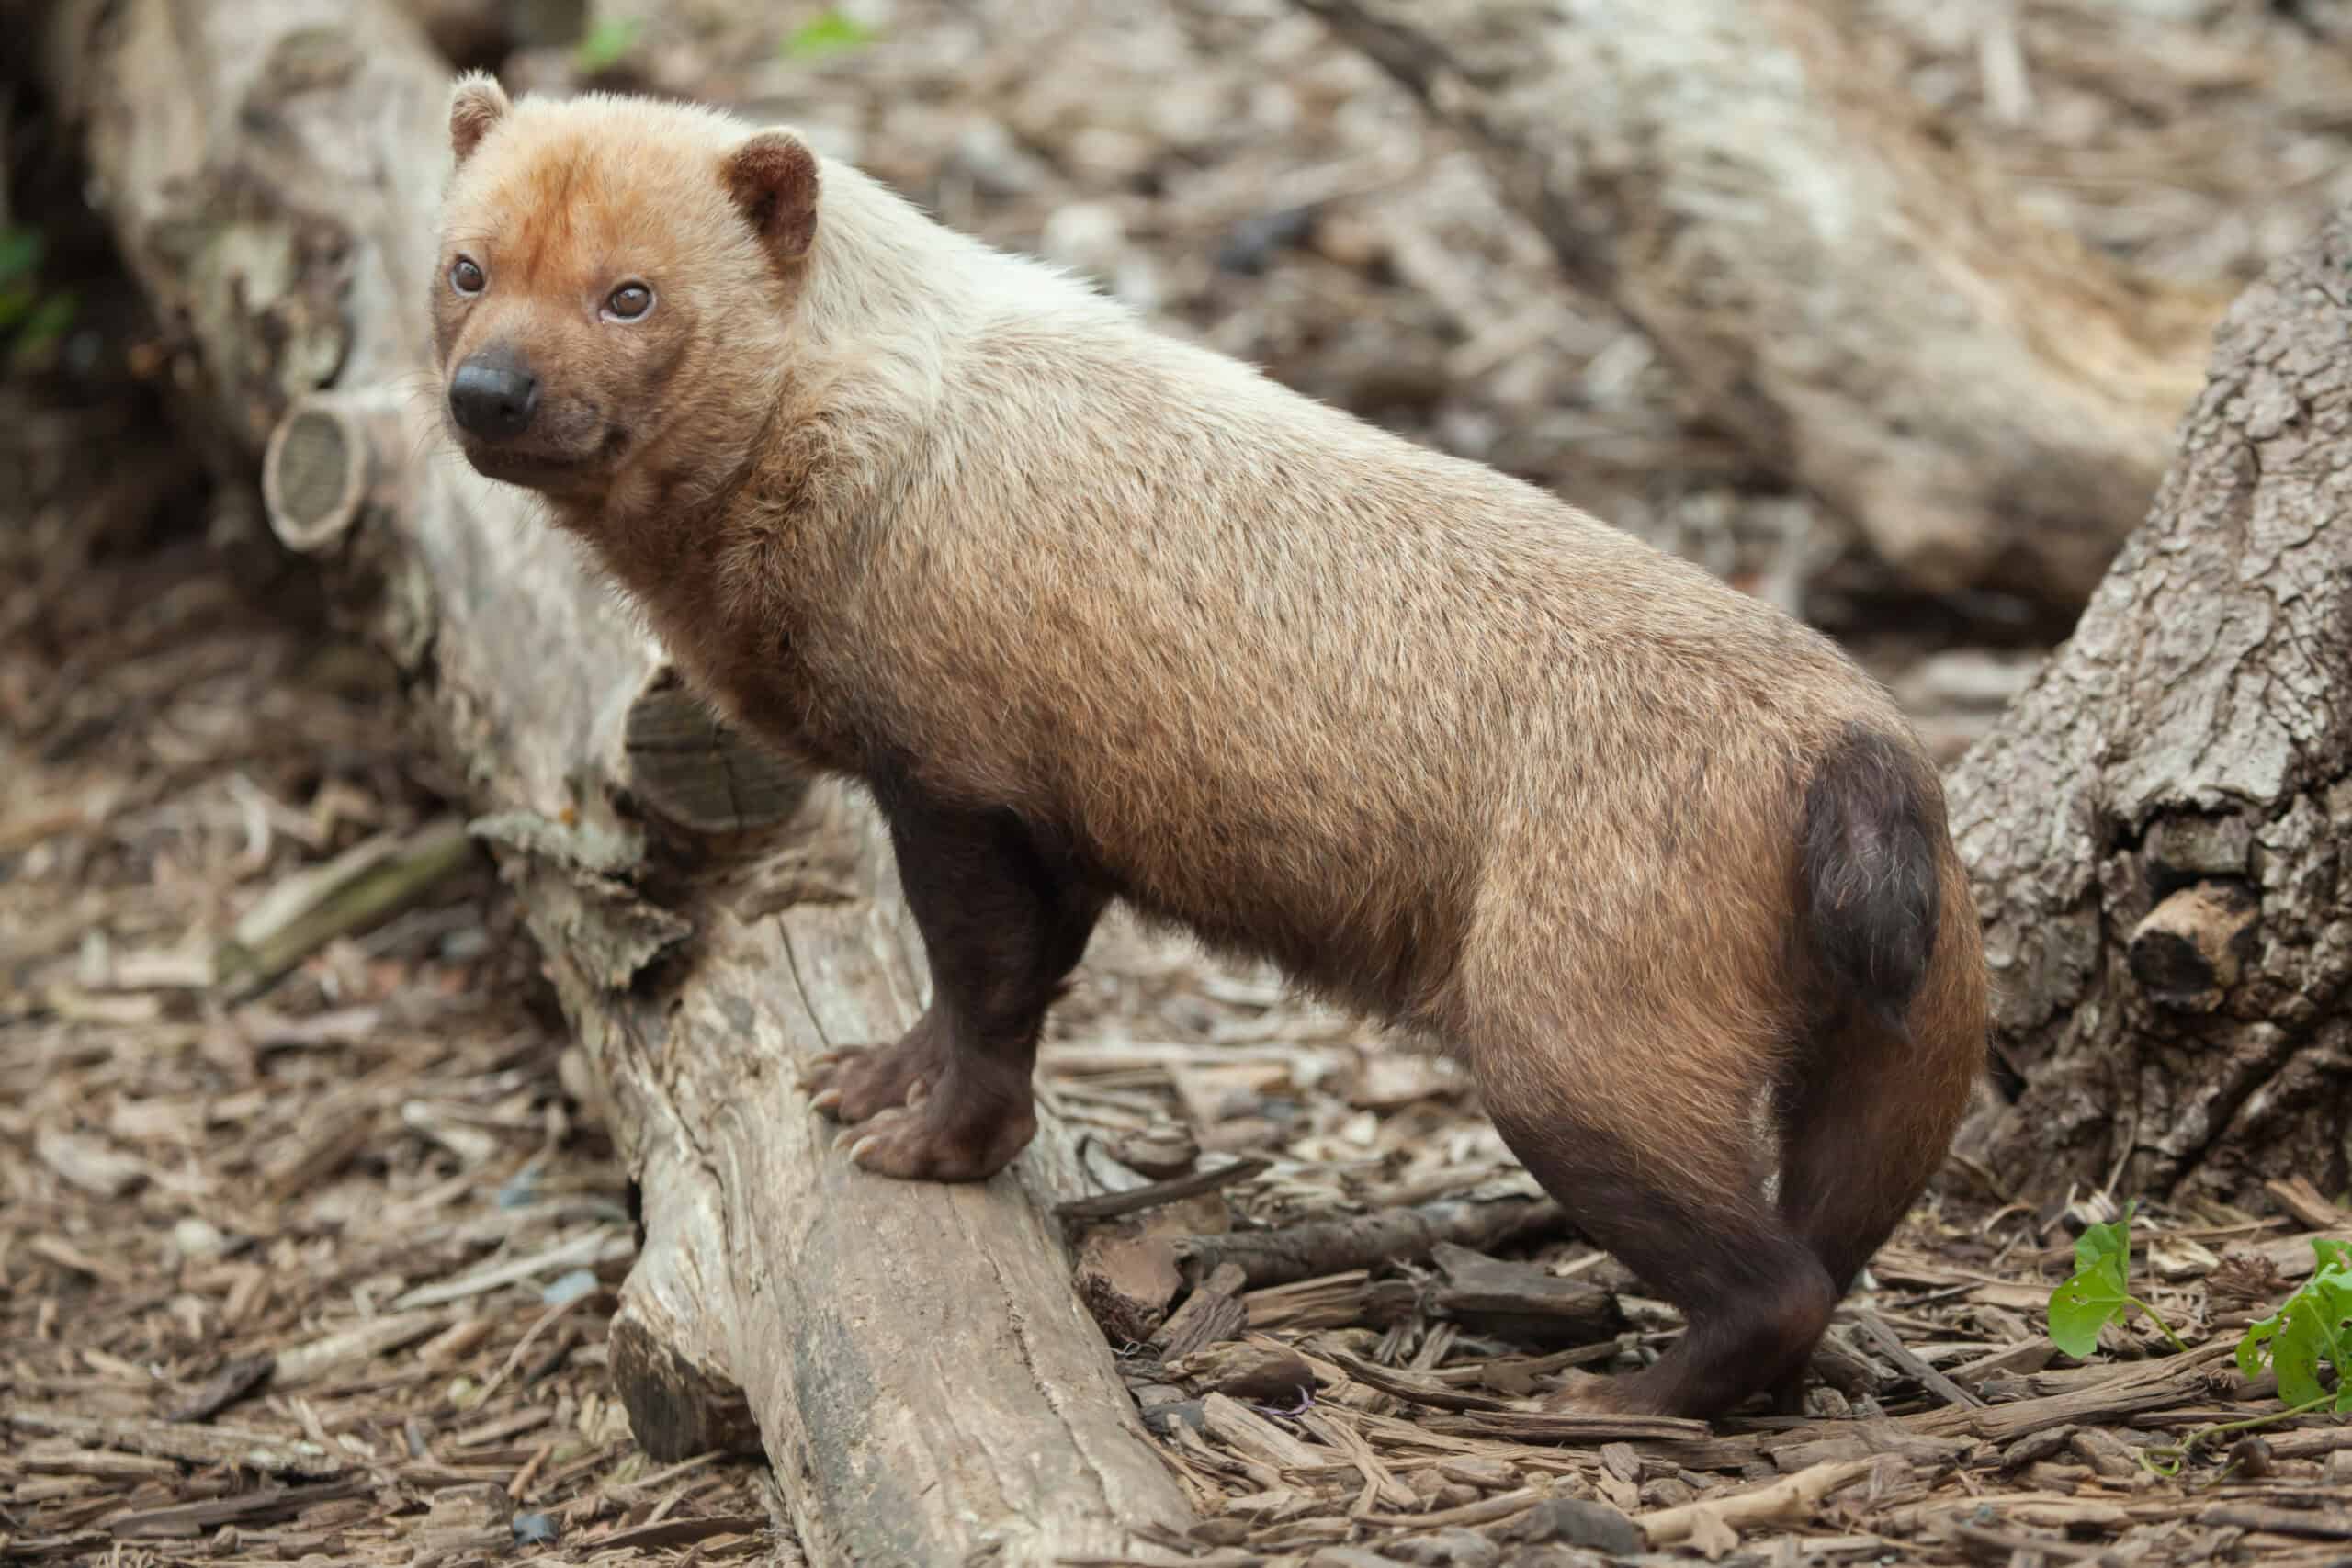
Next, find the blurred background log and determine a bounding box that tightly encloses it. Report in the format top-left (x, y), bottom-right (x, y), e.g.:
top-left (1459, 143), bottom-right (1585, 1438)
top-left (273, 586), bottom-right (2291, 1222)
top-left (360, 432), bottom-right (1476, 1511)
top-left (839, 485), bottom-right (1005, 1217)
top-left (1295, 0), bottom-right (2228, 610)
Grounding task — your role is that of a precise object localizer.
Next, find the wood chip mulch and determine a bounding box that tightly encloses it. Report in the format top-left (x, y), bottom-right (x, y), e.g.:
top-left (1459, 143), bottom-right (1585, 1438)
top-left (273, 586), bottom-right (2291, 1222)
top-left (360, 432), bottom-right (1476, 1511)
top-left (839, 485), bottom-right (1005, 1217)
top-left (11, 1), bottom-right (2352, 1559)
top-left (8, 289), bottom-right (2351, 1568)
top-left (1, 389), bottom-right (789, 1566)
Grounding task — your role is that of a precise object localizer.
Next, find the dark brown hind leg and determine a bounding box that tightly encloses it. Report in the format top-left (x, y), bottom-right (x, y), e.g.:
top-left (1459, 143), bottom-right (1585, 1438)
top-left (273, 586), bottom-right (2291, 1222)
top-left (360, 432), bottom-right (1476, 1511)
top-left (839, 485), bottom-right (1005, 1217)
top-left (1759, 1038), bottom-right (1928, 1416)
top-left (1770, 1028), bottom-right (1980, 1394)
top-left (1769, 918), bottom-right (1987, 1408)
top-left (1482, 1089), bottom-right (1840, 1421)
top-left (801, 784), bottom-right (1104, 1182)
top-left (1779, 971), bottom-right (1984, 1286)
top-left (1773, 1029), bottom-right (1915, 1298)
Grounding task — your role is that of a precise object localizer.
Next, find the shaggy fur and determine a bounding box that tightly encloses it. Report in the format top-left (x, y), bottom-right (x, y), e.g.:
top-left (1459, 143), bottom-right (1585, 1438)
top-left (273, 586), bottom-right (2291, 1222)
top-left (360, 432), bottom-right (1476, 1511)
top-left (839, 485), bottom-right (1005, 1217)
top-left (430, 74), bottom-right (1990, 1421)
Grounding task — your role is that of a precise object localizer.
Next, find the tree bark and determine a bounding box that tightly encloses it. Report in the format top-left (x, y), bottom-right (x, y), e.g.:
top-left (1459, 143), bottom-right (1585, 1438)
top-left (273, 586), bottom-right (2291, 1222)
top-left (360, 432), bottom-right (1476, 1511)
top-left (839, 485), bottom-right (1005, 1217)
top-left (1947, 202), bottom-right (2352, 1204)
top-left (37, 1), bottom-right (1193, 1561)
top-left (1292, 0), bottom-right (2225, 610)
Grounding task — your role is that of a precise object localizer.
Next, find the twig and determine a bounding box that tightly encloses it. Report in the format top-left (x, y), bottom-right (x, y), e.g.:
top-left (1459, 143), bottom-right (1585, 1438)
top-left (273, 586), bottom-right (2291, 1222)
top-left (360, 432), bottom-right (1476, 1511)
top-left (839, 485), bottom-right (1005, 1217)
top-left (6, 1410), bottom-right (345, 1478)
top-left (1168, 1194), bottom-right (1568, 1287)
top-left (1054, 1158), bottom-right (1270, 1222)
top-left (477, 1292), bottom-right (602, 1404)
top-left (2197, 1503), bottom-right (2352, 1540)
top-left (2139, 1393), bottom-right (2343, 1476)
top-left (212, 817), bottom-right (474, 998)
top-left (1635, 1458), bottom-right (1875, 1546)
top-left (390, 1227), bottom-right (630, 1311)
top-left (1852, 1312), bottom-right (1987, 1410)
top-left (1323, 1350), bottom-right (1519, 1412)
top-left (1948, 1522), bottom-right (2121, 1562)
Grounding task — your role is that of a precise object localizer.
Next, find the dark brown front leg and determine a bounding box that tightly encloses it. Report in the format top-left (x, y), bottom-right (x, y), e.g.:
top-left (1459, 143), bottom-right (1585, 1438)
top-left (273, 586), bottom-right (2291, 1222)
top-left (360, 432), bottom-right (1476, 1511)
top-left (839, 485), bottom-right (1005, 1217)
top-left (800, 786), bottom-right (1103, 1182)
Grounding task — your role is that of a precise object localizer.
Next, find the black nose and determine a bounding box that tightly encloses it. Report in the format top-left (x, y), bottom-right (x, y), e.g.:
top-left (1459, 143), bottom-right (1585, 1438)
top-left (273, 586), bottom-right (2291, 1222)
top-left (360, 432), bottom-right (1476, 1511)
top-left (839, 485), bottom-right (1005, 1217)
top-left (448, 358), bottom-right (540, 439)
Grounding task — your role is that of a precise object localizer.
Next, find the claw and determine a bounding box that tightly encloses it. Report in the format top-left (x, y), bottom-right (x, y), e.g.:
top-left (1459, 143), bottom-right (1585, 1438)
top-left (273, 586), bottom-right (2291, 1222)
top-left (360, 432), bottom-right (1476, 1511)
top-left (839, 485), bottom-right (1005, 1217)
top-left (1539, 1369), bottom-right (1626, 1413)
top-left (810, 1087), bottom-right (843, 1114)
top-left (903, 1076), bottom-right (932, 1110)
top-left (848, 1134), bottom-right (880, 1167)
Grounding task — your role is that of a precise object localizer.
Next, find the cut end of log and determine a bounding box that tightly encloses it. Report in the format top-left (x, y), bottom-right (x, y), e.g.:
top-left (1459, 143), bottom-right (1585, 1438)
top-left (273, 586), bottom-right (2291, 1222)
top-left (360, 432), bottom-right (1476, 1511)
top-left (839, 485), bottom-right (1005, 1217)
top-left (263, 393), bottom-right (403, 554)
top-left (2127, 881), bottom-right (2258, 1012)
top-left (606, 1305), bottom-right (763, 1463)
top-left (623, 671), bottom-right (808, 852)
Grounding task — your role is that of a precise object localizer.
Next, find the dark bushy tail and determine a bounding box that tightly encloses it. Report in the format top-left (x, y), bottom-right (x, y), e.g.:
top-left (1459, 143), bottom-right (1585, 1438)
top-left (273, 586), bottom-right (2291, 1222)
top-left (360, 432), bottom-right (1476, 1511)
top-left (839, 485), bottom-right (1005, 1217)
top-left (1778, 722), bottom-right (1989, 1292)
top-left (1798, 724), bottom-right (1944, 1038)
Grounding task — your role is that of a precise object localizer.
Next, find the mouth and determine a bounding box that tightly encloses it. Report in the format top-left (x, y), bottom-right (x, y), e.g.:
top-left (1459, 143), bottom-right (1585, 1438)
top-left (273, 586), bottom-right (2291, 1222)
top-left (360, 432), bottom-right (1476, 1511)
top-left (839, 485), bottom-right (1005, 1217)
top-left (457, 442), bottom-right (594, 491)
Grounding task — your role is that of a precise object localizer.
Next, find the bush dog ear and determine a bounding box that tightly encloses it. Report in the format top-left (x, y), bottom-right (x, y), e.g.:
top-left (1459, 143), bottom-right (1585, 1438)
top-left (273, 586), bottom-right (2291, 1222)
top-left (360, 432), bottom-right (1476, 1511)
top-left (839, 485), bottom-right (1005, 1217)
top-left (724, 131), bottom-right (821, 263)
top-left (448, 73), bottom-right (512, 167)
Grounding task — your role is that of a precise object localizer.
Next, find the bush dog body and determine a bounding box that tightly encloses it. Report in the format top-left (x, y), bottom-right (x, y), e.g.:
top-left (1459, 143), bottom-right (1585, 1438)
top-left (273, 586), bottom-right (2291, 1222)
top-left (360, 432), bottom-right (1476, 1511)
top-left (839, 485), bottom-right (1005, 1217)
top-left (432, 77), bottom-right (1988, 1421)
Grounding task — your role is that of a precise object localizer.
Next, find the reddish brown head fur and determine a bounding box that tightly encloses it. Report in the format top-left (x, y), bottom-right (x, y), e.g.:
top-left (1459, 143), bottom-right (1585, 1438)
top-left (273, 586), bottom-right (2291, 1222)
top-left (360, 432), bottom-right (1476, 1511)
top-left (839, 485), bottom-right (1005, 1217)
top-left (429, 81), bottom-right (812, 513)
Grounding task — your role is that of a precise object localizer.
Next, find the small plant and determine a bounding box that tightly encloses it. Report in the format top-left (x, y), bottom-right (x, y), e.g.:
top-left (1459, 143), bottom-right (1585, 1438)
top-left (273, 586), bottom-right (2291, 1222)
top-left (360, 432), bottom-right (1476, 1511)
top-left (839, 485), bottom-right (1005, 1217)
top-left (0, 225), bottom-right (81, 372)
top-left (782, 9), bottom-right (877, 62)
top-left (2044, 1204), bottom-right (2348, 1476)
top-left (0, 225), bottom-right (42, 294)
top-left (2046, 1201), bottom-right (2191, 1358)
top-left (2236, 1238), bottom-right (2352, 1411)
top-left (574, 17), bottom-right (643, 75)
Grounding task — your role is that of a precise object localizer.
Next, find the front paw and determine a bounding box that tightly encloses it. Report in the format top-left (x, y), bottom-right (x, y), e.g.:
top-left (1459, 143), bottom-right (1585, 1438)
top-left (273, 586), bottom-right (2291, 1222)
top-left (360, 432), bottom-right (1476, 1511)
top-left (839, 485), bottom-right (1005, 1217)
top-left (840, 1089), bottom-right (1038, 1183)
top-left (797, 1031), bottom-right (944, 1123)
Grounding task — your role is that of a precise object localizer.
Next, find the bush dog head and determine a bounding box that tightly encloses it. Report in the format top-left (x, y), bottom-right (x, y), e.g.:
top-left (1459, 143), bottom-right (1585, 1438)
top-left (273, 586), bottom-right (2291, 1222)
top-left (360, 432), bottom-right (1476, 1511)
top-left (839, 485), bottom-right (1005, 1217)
top-left (432, 73), bottom-right (818, 502)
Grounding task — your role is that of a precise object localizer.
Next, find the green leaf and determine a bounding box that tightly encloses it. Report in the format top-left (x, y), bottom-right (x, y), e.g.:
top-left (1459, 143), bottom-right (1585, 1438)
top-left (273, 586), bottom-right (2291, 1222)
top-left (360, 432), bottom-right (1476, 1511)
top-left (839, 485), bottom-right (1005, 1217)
top-left (2075, 1201), bottom-right (2135, 1275)
top-left (2233, 1240), bottom-right (2352, 1411)
top-left (782, 10), bottom-right (876, 61)
top-left (2308, 1267), bottom-right (2352, 1411)
top-left (2271, 1291), bottom-right (2335, 1408)
top-left (2048, 1203), bottom-right (2137, 1359)
top-left (14, 289), bottom-right (78, 353)
top-left (574, 17), bottom-right (641, 73)
top-left (2238, 1306), bottom-right (2282, 1381)
top-left (2049, 1259), bottom-right (2128, 1358)
top-left (0, 226), bottom-right (43, 287)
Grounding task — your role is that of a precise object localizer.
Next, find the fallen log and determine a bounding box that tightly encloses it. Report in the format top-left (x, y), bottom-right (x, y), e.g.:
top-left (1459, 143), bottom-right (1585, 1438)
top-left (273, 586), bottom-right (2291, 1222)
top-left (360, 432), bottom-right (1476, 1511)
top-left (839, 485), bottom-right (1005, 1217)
top-left (1293, 0), bottom-right (2225, 609)
top-left (34, 1), bottom-right (1191, 1560)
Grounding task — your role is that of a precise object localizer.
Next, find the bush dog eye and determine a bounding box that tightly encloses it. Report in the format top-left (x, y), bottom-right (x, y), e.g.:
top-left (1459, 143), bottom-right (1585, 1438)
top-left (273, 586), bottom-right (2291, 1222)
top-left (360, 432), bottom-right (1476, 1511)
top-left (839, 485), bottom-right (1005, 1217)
top-left (429, 73), bottom-right (1990, 1427)
top-left (449, 257), bottom-right (485, 296)
top-left (604, 283), bottom-right (653, 321)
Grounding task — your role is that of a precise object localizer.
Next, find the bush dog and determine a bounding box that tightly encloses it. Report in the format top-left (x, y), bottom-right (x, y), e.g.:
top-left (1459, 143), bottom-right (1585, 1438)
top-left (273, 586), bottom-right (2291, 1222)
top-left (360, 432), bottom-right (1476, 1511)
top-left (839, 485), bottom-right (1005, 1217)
top-left (430, 75), bottom-right (1989, 1420)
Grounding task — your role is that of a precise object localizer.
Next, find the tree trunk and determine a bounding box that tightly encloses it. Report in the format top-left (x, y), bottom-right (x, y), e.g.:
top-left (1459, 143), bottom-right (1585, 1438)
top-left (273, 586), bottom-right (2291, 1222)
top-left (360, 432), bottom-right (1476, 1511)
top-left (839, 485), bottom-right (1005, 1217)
top-left (1292, 0), bottom-right (2225, 611)
top-left (1947, 202), bottom-right (2352, 1205)
top-left (37, 1), bottom-right (1194, 1561)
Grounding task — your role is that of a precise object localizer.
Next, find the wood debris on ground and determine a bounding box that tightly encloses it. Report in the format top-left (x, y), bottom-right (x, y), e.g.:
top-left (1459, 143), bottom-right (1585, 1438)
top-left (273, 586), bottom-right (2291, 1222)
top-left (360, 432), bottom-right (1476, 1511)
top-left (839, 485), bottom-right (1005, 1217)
top-left (1042, 924), bottom-right (2352, 1565)
top-left (8, 0), bottom-right (2352, 1562)
top-left (1, 402), bottom-right (787, 1561)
